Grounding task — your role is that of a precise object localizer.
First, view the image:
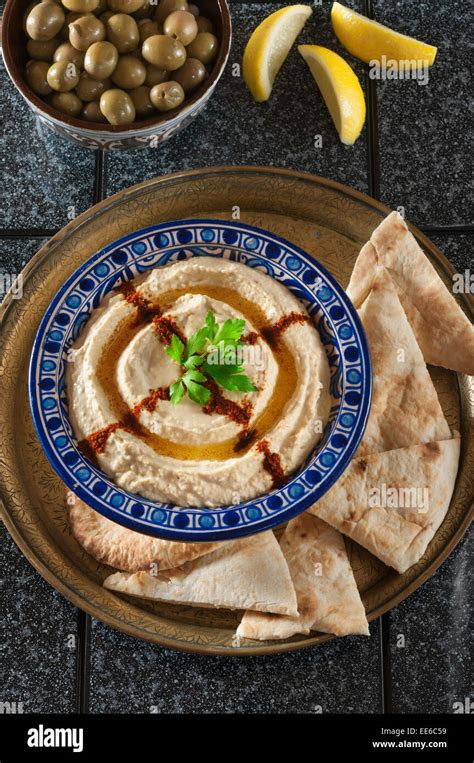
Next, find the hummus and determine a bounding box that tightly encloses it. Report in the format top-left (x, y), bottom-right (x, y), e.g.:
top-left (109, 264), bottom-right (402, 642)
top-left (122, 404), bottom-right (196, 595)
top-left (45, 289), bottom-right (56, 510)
top-left (67, 257), bottom-right (330, 507)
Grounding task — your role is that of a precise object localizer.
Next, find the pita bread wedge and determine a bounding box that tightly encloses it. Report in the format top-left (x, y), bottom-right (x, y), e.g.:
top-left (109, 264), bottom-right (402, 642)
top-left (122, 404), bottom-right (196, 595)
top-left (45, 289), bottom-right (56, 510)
top-left (67, 491), bottom-right (223, 572)
top-left (236, 513), bottom-right (369, 641)
top-left (348, 211), bottom-right (474, 375)
top-left (357, 266), bottom-right (451, 456)
top-left (104, 531), bottom-right (298, 615)
top-left (309, 436), bottom-right (460, 573)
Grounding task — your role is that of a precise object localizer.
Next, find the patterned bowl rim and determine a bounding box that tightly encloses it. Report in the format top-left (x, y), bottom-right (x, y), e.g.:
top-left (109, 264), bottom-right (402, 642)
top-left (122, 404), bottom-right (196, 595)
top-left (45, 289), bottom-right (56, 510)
top-left (28, 219), bottom-right (372, 541)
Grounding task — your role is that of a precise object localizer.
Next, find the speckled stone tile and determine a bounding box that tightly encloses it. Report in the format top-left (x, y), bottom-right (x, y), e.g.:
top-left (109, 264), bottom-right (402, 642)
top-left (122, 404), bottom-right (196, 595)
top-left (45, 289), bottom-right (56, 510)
top-left (388, 528), bottom-right (472, 714)
top-left (374, 0), bottom-right (473, 226)
top-left (106, 2), bottom-right (368, 198)
top-left (0, 523), bottom-right (77, 713)
top-left (89, 620), bottom-right (381, 713)
top-left (429, 233), bottom-right (473, 274)
top-left (0, 65), bottom-right (96, 230)
top-left (0, 237), bottom-right (47, 301)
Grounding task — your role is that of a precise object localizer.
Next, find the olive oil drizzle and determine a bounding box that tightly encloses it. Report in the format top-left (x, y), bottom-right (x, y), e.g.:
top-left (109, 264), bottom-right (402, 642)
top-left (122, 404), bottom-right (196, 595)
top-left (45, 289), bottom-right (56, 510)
top-left (93, 286), bottom-right (298, 461)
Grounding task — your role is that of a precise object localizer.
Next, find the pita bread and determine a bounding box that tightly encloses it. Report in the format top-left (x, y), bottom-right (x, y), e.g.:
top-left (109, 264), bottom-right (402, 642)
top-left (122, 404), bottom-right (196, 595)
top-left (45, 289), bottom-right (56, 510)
top-left (356, 266), bottom-right (451, 456)
top-left (104, 531), bottom-right (298, 615)
top-left (67, 491), bottom-right (224, 572)
top-left (348, 211), bottom-right (474, 375)
top-left (237, 513), bottom-right (369, 641)
top-left (309, 437), bottom-right (460, 573)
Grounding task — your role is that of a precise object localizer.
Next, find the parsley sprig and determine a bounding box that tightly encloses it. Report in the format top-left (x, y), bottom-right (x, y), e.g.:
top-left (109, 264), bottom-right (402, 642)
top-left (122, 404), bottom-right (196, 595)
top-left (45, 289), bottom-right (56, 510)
top-left (166, 310), bottom-right (257, 406)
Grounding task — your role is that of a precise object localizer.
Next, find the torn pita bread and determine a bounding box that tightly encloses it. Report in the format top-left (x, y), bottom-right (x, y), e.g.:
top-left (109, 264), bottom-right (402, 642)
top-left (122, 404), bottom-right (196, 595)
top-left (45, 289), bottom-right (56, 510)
top-left (237, 513), bottom-right (369, 641)
top-left (309, 436), bottom-right (460, 573)
top-left (357, 266), bottom-right (451, 456)
top-left (104, 531), bottom-right (298, 615)
top-left (348, 211), bottom-right (474, 375)
top-left (67, 491), bottom-right (223, 572)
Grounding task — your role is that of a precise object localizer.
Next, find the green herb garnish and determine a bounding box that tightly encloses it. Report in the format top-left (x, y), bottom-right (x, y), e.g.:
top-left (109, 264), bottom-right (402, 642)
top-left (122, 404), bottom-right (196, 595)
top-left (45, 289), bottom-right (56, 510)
top-left (166, 310), bottom-right (256, 406)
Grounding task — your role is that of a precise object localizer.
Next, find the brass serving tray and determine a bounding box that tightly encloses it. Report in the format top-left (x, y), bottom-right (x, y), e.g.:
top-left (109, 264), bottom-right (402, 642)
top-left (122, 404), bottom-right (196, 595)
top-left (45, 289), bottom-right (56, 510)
top-left (1, 166), bottom-right (472, 655)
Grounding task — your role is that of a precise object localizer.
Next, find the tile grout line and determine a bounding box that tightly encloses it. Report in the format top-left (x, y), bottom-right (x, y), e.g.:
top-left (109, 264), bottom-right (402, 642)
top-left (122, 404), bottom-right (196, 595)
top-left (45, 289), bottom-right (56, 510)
top-left (364, 0), bottom-right (381, 202)
top-left (379, 614), bottom-right (394, 713)
top-left (419, 225), bottom-right (474, 235)
top-left (73, 148), bottom-right (106, 714)
top-left (0, 230), bottom-right (58, 238)
top-left (75, 609), bottom-right (91, 713)
top-left (363, 0), bottom-right (392, 715)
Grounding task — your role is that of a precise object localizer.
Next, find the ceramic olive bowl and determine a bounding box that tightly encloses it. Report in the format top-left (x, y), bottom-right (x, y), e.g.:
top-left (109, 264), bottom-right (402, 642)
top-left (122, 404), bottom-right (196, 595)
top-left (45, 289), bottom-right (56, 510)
top-left (1, 0), bottom-right (231, 150)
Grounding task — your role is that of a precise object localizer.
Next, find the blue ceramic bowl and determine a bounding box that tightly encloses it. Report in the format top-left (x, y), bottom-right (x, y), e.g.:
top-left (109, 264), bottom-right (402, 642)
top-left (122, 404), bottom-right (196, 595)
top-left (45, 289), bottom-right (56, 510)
top-left (29, 220), bottom-right (372, 542)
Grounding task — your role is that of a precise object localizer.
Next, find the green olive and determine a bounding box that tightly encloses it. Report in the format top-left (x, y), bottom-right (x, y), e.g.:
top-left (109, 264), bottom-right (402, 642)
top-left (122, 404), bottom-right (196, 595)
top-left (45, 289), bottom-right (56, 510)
top-left (99, 10), bottom-right (114, 24)
top-left (50, 90), bottom-right (83, 115)
top-left (23, 2), bottom-right (41, 35)
top-left (187, 3), bottom-right (199, 17)
top-left (163, 10), bottom-right (197, 46)
top-left (95, 0), bottom-right (109, 14)
top-left (99, 88), bottom-right (136, 124)
top-left (138, 18), bottom-right (161, 43)
top-left (173, 56), bottom-right (205, 94)
top-left (25, 59), bottom-right (53, 95)
top-left (75, 71), bottom-right (111, 100)
top-left (26, 37), bottom-right (60, 62)
top-left (62, 0), bottom-right (99, 12)
top-left (53, 41), bottom-right (86, 68)
top-left (81, 100), bottom-right (108, 121)
top-left (26, 2), bottom-right (65, 41)
top-left (144, 63), bottom-right (169, 87)
top-left (60, 11), bottom-right (90, 40)
top-left (149, 79), bottom-right (184, 111)
top-left (106, 13), bottom-right (139, 52)
top-left (85, 41), bottom-right (119, 78)
top-left (154, 0), bottom-right (187, 25)
top-left (129, 84), bottom-right (154, 116)
top-left (111, 54), bottom-right (146, 88)
top-left (133, 0), bottom-right (153, 19)
top-left (46, 61), bottom-right (80, 91)
top-left (195, 15), bottom-right (214, 34)
top-left (142, 34), bottom-right (186, 70)
top-left (69, 16), bottom-right (106, 51)
top-left (107, 0), bottom-right (145, 12)
top-left (186, 32), bottom-right (218, 64)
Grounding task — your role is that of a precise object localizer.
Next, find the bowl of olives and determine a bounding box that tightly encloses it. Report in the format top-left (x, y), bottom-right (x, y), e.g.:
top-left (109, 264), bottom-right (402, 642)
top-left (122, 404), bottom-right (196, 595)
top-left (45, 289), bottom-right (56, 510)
top-left (2, 0), bottom-right (231, 149)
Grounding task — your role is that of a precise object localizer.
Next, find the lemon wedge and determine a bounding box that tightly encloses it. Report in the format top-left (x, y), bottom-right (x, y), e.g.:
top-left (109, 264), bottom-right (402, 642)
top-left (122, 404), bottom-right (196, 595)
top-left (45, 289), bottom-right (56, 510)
top-left (298, 45), bottom-right (366, 145)
top-left (331, 2), bottom-right (437, 67)
top-left (243, 4), bottom-right (312, 102)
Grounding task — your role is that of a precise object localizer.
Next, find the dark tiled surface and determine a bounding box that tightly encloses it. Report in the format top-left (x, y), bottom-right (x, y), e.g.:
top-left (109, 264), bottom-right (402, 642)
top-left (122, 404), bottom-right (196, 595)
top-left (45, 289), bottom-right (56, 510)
top-left (0, 65), bottom-right (95, 230)
top-left (89, 620), bottom-right (381, 713)
top-left (389, 528), bottom-right (472, 714)
top-left (429, 233), bottom-right (472, 274)
top-left (0, 523), bottom-right (77, 713)
top-left (374, 0), bottom-right (473, 226)
top-left (105, 2), bottom-right (369, 198)
top-left (0, 237), bottom-right (47, 300)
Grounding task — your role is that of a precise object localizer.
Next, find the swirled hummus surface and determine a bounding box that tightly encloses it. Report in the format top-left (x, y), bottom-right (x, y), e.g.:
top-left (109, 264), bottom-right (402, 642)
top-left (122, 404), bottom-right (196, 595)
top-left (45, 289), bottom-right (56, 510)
top-left (67, 257), bottom-right (330, 507)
